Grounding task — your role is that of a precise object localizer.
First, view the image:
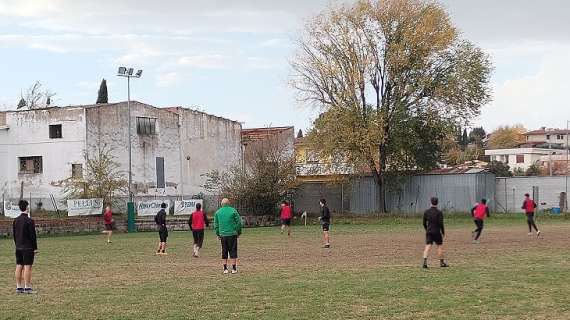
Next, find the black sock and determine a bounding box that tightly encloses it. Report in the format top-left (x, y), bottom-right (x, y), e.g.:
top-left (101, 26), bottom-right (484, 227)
top-left (232, 264), bottom-right (237, 271)
top-left (440, 259), bottom-right (445, 264)
top-left (223, 264), bottom-right (228, 270)
top-left (423, 258), bottom-right (427, 265)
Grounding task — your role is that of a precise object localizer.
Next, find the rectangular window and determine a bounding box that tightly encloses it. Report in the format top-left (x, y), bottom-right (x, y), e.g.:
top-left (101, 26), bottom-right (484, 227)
top-left (19, 156), bottom-right (42, 174)
top-left (136, 117), bottom-right (157, 135)
top-left (72, 163), bottom-right (83, 178)
top-left (516, 154), bottom-right (524, 164)
top-left (305, 149), bottom-right (319, 164)
top-left (156, 157), bottom-right (165, 188)
top-left (557, 134), bottom-right (564, 140)
top-left (546, 134), bottom-right (551, 140)
top-left (49, 124), bottom-right (62, 139)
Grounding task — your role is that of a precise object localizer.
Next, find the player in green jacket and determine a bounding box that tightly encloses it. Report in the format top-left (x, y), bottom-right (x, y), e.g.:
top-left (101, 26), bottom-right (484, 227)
top-left (214, 198), bottom-right (242, 274)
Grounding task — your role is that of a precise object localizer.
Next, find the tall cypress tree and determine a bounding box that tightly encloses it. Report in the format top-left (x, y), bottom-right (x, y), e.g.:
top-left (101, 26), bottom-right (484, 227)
top-left (96, 79), bottom-right (108, 104)
top-left (462, 128), bottom-right (469, 147)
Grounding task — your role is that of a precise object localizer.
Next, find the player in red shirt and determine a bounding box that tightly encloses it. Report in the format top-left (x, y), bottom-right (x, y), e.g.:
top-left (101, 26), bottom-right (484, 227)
top-left (280, 201), bottom-right (293, 237)
top-left (188, 203), bottom-right (209, 257)
top-left (103, 206), bottom-right (114, 244)
top-left (471, 199), bottom-right (490, 244)
top-left (521, 193), bottom-right (541, 237)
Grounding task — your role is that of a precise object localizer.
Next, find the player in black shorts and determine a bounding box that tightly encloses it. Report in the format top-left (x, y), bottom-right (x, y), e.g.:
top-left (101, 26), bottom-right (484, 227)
top-left (319, 199), bottom-right (331, 248)
top-left (154, 203), bottom-right (168, 255)
top-left (13, 200), bottom-right (38, 294)
top-left (422, 197), bottom-right (448, 268)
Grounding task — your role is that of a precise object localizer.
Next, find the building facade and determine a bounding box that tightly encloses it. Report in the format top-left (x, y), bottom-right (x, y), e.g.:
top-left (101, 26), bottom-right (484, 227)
top-left (524, 128), bottom-right (570, 147)
top-left (485, 148), bottom-right (564, 171)
top-left (0, 101), bottom-right (241, 202)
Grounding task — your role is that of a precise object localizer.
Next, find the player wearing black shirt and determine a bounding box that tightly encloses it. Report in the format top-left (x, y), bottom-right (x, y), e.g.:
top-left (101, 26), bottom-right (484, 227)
top-left (422, 197), bottom-right (448, 269)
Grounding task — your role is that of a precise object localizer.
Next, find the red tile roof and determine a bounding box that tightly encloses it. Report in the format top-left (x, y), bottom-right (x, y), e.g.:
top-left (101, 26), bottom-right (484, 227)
top-left (524, 129), bottom-right (570, 135)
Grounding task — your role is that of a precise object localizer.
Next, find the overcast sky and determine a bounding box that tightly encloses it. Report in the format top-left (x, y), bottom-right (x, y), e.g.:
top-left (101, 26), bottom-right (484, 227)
top-left (0, 0), bottom-right (569, 132)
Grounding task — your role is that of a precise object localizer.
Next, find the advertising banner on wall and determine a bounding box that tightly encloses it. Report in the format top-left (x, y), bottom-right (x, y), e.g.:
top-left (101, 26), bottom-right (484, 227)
top-left (137, 200), bottom-right (170, 216)
top-left (67, 198), bottom-right (104, 216)
top-left (3, 201), bottom-right (24, 218)
top-left (174, 199), bottom-right (204, 215)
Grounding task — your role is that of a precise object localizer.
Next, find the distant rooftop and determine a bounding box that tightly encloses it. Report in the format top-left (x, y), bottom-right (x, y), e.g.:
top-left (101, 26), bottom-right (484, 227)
top-left (241, 126), bottom-right (294, 141)
top-left (525, 127), bottom-right (570, 136)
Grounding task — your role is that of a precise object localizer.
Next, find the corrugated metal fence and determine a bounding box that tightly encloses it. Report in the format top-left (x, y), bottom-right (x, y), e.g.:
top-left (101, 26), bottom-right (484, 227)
top-left (350, 173), bottom-right (496, 214)
top-left (294, 173), bottom-right (496, 214)
top-left (495, 177), bottom-right (569, 213)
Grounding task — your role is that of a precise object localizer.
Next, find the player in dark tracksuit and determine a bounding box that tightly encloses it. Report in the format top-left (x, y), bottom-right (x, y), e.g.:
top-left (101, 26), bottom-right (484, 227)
top-left (422, 197), bottom-right (448, 268)
top-left (154, 203), bottom-right (168, 255)
top-left (13, 200), bottom-right (38, 294)
top-left (471, 199), bottom-right (490, 244)
top-left (319, 199), bottom-right (331, 248)
top-left (522, 193), bottom-right (541, 237)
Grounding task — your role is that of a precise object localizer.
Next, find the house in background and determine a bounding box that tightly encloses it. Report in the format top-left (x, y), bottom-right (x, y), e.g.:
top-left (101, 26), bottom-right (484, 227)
top-left (485, 147), bottom-right (564, 172)
top-left (524, 127), bottom-right (570, 147)
top-left (241, 126), bottom-right (295, 169)
top-left (0, 101), bottom-right (242, 207)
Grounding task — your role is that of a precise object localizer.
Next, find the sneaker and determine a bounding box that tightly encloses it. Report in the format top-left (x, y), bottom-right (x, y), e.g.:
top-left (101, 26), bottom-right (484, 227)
top-left (223, 269), bottom-right (229, 274)
top-left (440, 262), bottom-right (449, 268)
top-left (422, 264), bottom-right (428, 269)
top-left (231, 269), bottom-right (238, 274)
top-left (472, 240), bottom-right (480, 244)
top-left (16, 288), bottom-right (24, 294)
top-left (107, 240), bottom-right (112, 244)
top-left (24, 288), bottom-right (36, 294)
top-left (323, 244), bottom-right (330, 248)
top-left (155, 251), bottom-right (162, 255)
top-left (537, 231), bottom-right (541, 238)
top-left (527, 232), bottom-right (533, 236)
top-left (161, 252), bottom-right (168, 256)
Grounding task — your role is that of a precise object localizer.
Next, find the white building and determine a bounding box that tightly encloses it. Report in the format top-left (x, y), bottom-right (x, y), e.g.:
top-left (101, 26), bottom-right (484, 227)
top-left (524, 127), bottom-right (570, 147)
top-left (0, 101), bottom-right (242, 203)
top-left (485, 148), bottom-right (564, 171)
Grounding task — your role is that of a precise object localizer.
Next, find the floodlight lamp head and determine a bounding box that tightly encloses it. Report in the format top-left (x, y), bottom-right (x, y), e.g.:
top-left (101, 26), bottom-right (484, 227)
top-left (117, 66), bottom-right (127, 75)
top-left (127, 68), bottom-right (134, 76)
top-left (135, 69), bottom-right (143, 77)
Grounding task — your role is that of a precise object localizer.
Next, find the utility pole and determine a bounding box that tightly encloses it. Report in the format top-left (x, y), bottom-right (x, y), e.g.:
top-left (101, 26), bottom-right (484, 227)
top-left (117, 67), bottom-right (143, 232)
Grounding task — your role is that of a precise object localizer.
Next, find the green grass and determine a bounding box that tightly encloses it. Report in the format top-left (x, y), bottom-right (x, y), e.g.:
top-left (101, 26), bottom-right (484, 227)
top-left (1, 216), bottom-right (570, 319)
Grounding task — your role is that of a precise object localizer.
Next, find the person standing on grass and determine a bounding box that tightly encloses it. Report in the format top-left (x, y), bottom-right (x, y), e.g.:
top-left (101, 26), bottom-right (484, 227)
top-left (422, 197), bottom-right (448, 269)
top-left (189, 203), bottom-right (209, 257)
top-left (103, 206), bottom-right (114, 243)
top-left (154, 203), bottom-right (168, 255)
top-left (471, 198), bottom-right (490, 244)
top-left (280, 200), bottom-right (293, 237)
top-left (319, 199), bottom-right (331, 248)
top-left (522, 193), bottom-right (541, 237)
top-left (13, 200), bottom-right (38, 294)
top-left (214, 198), bottom-right (242, 274)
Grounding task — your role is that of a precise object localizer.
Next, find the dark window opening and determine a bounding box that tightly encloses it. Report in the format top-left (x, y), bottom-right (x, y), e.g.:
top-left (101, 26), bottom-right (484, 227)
top-left (156, 157), bottom-right (165, 188)
top-left (72, 163), bottom-right (83, 178)
top-left (136, 117), bottom-right (157, 135)
top-left (516, 154), bottom-right (524, 164)
top-left (19, 156), bottom-right (43, 174)
top-left (49, 124), bottom-right (62, 139)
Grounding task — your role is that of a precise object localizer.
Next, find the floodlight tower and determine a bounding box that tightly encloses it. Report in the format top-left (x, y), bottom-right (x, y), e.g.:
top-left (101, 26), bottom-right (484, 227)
top-left (117, 66), bottom-right (143, 232)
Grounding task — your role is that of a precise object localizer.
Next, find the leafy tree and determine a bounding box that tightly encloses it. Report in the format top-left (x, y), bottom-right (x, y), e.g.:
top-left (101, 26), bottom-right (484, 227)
top-left (202, 137), bottom-right (296, 216)
top-left (488, 125), bottom-right (526, 149)
top-left (526, 164), bottom-right (541, 176)
top-left (488, 161), bottom-right (512, 177)
top-left (64, 145), bottom-right (127, 207)
top-left (17, 81), bottom-right (56, 110)
top-left (96, 79), bottom-right (109, 104)
top-left (291, 0), bottom-right (492, 212)
top-left (460, 128), bottom-right (469, 150)
top-left (469, 127), bottom-right (486, 144)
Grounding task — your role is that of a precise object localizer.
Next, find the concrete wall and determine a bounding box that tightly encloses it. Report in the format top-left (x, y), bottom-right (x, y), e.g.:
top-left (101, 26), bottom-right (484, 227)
top-left (86, 102), bottom-right (182, 196)
top-left (495, 176), bottom-right (569, 212)
top-left (0, 107), bottom-right (86, 198)
top-left (176, 108), bottom-right (242, 195)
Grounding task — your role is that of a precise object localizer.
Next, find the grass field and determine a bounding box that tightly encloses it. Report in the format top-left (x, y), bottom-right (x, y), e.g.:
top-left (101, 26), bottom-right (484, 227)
top-left (1, 215), bottom-right (570, 319)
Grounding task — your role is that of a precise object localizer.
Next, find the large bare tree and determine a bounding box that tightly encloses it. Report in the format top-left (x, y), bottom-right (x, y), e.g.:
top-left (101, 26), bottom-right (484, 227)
top-left (291, 0), bottom-right (492, 213)
top-left (17, 81), bottom-right (56, 110)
